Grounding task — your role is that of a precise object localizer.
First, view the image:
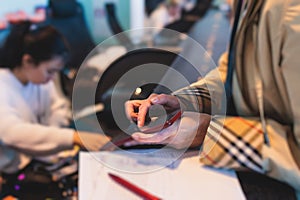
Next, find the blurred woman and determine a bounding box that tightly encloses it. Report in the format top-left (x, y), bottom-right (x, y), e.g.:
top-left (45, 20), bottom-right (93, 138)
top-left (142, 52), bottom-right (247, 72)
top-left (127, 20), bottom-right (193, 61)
top-left (0, 21), bottom-right (109, 197)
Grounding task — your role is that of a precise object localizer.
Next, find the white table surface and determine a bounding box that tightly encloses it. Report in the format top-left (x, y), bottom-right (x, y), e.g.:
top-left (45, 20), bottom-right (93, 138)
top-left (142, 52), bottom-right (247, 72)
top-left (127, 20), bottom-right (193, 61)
top-left (79, 149), bottom-right (246, 200)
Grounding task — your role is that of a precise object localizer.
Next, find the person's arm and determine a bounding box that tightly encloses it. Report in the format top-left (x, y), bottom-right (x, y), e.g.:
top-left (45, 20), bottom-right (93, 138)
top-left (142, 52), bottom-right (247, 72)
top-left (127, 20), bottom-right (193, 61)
top-left (0, 106), bottom-right (74, 155)
top-left (0, 87), bottom-right (110, 155)
top-left (280, 1), bottom-right (300, 148)
top-left (0, 106), bottom-right (110, 155)
top-left (172, 53), bottom-right (228, 116)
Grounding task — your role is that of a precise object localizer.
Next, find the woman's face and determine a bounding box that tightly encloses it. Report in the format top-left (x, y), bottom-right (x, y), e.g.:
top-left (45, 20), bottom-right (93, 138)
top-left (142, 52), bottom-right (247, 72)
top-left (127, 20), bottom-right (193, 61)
top-left (24, 55), bottom-right (65, 84)
top-left (168, 5), bottom-right (181, 17)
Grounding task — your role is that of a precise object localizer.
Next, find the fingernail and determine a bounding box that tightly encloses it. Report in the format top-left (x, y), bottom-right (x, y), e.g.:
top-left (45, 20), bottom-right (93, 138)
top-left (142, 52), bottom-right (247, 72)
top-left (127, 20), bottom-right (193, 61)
top-left (138, 122), bottom-right (142, 127)
top-left (151, 97), bottom-right (158, 103)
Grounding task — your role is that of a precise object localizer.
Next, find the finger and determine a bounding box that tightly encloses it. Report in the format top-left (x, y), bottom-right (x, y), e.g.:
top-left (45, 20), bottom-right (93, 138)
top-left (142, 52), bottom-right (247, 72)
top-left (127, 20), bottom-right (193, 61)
top-left (123, 140), bottom-right (142, 147)
top-left (132, 119), bottom-right (179, 144)
top-left (137, 100), bottom-right (152, 127)
top-left (131, 132), bottom-right (156, 140)
top-left (150, 94), bottom-right (179, 109)
top-left (149, 94), bottom-right (166, 105)
top-left (123, 139), bottom-right (159, 147)
top-left (125, 100), bottom-right (140, 121)
top-left (131, 131), bottom-right (170, 143)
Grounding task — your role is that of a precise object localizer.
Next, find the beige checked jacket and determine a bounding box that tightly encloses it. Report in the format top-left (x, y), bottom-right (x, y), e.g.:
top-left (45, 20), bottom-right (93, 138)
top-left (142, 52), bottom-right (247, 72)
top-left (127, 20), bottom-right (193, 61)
top-left (189, 0), bottom-right (300, 194)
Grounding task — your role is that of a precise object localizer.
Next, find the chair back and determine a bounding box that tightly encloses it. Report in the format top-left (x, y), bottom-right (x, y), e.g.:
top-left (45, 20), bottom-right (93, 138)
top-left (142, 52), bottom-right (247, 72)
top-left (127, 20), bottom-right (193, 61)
top-left (45, 0), bottom-right (96, 98)
top-left (46, 0), bottom-right (95, 69)
top-left (95, 48), bottom-right (177, 134)
top-left (105, 3), bottom-right (134, 48)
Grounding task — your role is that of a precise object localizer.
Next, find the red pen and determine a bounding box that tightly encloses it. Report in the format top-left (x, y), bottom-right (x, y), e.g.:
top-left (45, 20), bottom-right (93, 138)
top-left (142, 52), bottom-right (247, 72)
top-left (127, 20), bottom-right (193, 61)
top-left (162, 111), bottom-right (182, 129)
top-left (139, 111), bottom-right (182, 133)
top-left (108, 173), bottom-right (162, 200)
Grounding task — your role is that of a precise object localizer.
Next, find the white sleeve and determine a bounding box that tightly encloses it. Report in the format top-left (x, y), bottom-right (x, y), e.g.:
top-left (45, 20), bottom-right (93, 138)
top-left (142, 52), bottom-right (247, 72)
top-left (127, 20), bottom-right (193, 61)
top-left (0, 88), bottom-right (74, 156)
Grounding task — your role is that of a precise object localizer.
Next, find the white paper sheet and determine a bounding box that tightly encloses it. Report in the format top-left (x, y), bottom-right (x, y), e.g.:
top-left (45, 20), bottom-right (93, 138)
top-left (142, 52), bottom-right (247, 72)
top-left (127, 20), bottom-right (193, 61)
top-left (79, 150), bottom-right (246, 200)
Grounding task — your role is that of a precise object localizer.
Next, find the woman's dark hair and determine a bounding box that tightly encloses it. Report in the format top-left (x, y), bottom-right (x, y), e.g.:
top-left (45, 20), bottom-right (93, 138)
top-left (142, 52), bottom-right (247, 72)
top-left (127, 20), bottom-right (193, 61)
top-left (0, 21), bottom-right (69, 69)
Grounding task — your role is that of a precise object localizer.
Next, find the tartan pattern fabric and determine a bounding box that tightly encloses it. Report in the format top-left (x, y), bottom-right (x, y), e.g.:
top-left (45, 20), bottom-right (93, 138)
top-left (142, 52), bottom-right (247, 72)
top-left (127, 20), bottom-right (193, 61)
top-left (200, 117), bottom-right (264, 173)
top-left (174, 86), bottom-right (211, 114)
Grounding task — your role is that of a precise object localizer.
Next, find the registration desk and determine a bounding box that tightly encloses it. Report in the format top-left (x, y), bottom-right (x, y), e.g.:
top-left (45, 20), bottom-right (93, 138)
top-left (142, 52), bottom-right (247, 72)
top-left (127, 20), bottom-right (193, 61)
top-left (79, 149), bottom-right (246, 200)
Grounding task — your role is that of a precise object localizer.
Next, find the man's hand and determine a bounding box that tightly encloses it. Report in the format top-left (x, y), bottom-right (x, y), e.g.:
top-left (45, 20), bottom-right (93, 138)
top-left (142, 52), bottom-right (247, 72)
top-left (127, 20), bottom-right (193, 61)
top-left (125, 94), bottom-right (180, 127)
top-left (124, 112), bottom-right (211, 149)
